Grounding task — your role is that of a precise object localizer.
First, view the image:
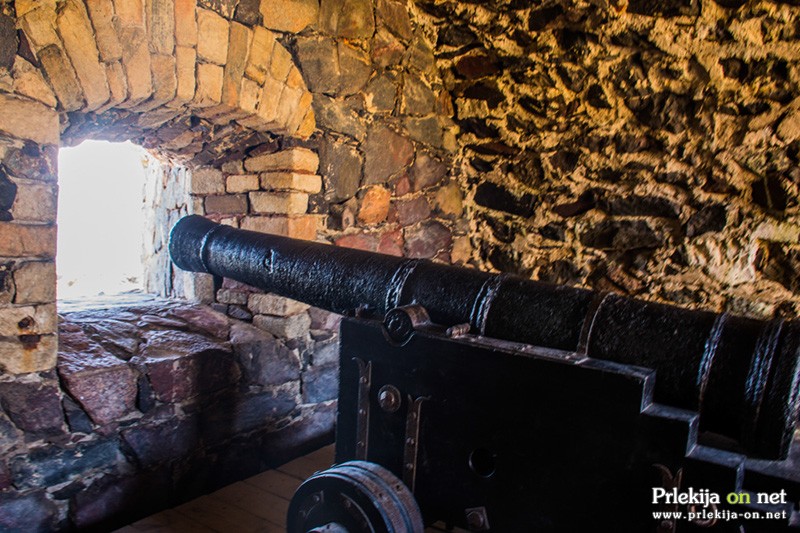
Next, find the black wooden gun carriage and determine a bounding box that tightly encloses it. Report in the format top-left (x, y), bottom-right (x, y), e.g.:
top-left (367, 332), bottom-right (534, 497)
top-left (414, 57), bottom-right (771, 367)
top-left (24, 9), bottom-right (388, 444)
top-left (170, 215), bottom-right (800, 532)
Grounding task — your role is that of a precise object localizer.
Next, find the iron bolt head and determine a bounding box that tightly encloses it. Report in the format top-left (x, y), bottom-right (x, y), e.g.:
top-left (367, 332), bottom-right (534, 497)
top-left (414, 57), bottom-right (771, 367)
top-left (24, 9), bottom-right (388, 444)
top-left (466, 510), bottom-right (486, 530)
top-left (377, 385), bottom-right (401, 413)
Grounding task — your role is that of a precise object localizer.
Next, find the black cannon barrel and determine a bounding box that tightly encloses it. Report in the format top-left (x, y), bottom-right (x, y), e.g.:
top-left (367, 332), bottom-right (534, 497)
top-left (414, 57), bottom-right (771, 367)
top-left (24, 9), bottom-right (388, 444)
top-left (170, 215), bottom-right (800, 460)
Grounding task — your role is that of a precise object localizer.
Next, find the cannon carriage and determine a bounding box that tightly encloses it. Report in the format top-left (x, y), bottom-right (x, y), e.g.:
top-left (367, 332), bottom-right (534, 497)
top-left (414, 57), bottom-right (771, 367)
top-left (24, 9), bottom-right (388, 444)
top-left (170, 215), bottom-right (800, 532)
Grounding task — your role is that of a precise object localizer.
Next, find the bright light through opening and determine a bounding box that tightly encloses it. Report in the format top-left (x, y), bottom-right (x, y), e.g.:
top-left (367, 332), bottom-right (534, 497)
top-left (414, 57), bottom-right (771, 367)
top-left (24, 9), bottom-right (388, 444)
top-left (57, 140), bottom-right (147, 300)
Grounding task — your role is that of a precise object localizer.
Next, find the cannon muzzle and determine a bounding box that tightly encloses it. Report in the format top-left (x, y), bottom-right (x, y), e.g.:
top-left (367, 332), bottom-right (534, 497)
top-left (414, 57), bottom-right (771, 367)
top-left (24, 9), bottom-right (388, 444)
top-left (169, 214), bottom-right (800, 460)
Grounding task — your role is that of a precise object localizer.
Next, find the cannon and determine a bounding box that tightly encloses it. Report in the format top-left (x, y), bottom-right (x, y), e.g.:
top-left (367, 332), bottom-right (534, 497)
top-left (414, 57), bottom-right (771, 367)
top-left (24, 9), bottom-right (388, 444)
top-left (170, 215), bottom-right (800, 532)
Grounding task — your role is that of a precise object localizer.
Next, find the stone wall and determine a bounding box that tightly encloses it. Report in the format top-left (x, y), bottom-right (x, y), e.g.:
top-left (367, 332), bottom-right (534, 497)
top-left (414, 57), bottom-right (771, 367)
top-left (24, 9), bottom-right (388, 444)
top-left (1, 296), bottom-right (335, 531)
top-left (407, 0), bottom-right (800, 319)
top-left (2, 0), bottom-right (800, 530)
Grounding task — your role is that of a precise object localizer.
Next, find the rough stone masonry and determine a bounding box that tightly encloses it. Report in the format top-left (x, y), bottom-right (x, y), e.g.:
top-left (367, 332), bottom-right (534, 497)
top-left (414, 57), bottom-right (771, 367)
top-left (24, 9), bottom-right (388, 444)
top-left (0, 0), bottom-right (799, 531)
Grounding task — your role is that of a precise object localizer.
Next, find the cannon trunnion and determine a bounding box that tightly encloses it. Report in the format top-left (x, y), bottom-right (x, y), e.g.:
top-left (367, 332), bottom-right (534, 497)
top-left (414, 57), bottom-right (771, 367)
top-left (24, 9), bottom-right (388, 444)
top-left (169, 215), bottom-right (800, 532)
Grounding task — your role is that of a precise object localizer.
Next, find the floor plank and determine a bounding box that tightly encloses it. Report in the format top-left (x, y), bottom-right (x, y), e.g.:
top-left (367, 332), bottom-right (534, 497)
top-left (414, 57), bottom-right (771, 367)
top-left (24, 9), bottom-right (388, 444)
top-left (130, 509), bottom-right (217, 533)
top-left (276, 444), bottom-right (335, 481)
top-left (243, 468), bottom-right (303, 500)
top-left (210, 481), bottom-right (289, 527)
top-left (116, 444), bottom-right (468, 533)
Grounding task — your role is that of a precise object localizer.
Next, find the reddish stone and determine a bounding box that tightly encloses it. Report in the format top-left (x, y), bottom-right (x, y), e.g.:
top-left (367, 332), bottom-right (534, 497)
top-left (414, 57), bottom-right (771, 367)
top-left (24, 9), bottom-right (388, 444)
top-left (410, 153), bottom-right (447, 192)
top-left (404, 220), bottom-right (452, 259)
top-left (58, 329), bottom-right (137, 426)
top-left (363, 126), bottom-right (414, 185)
top-left (378, 230), bottom-right (404, 256)
top-left (139, 330), bottom-right (239, 403)
top-left (0, 379), bottom-right (64, 435)
top-left (393, 173), bottom-right (411, 196)
top-left (395, 196), bottom-right (431, 226)
top-left (455, 53), bottom-right (501, 79)
top-left (222, 278), bottom-right (261, 293)
top-left (121, 417), bottom-right (200, 468)
top-left (334, 233), bottom-right (379, 252)
top-left (168, 305), bottom-right (231, 339)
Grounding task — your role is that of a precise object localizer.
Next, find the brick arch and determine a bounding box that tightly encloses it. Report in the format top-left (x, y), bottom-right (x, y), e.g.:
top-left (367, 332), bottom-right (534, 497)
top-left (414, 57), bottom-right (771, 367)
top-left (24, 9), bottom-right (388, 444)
top-left (12, 0), bottom-right (314, 142)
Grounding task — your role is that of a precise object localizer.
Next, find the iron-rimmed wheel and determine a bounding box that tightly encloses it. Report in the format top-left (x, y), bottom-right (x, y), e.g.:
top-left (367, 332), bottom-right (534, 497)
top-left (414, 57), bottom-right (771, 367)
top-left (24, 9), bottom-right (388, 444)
top-left (287, 461), bottom-right (424, 533)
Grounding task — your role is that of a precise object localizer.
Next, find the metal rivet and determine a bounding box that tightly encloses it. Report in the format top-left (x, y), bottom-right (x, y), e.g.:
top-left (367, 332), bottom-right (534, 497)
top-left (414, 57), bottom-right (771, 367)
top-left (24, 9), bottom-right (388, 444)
top-left (378, 384), bottom-right (402, 413)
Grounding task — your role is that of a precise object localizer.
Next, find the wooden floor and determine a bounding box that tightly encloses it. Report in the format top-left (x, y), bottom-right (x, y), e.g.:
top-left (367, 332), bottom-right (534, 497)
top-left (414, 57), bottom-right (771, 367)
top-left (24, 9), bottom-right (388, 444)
top-left (114, 444), bottom-right (463, 532)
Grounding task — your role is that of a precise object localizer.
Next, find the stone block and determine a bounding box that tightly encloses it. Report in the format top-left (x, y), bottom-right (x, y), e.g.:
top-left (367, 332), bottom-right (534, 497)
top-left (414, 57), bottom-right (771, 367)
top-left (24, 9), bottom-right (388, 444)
top-left (294, 35), bottom-right (339, 94)
top-left (240, 215), bottom-right (319, 240)
top-left (245, 147), bottom-right (319, 173)
top-left (335, 232), bottom-right (379, 251)
top-left (147, 0), bottom-right (175, 55)
top-left (57, 0), bottom-right (110, 111)
top-left (0, 222), bottom-right (56, 258)
top-left (363, 125), bottom-right (413, 185)
top-left (474, 182), bottom-right (535, 217)
top-left (357, 186), bottom-right (391, 225)
top-left (0, 303), bottom-right (56, 336)
top-left (0, 15), bottom-right (14, 71)
top-left (194, 62), bottom-right (224, 107)
top-left (248, 293), bottom-right (309, 316)
top-left (253, 312), bottom-right (311, 338)
top-left (146, 53), bottom-right (178, 108)
top-left (259, 172), bottom-right (322, 193)
top-left (226, 174), bottom-right (260, 193)
top-left (13, 261), bottom-right (56, 304)
top-left (170, 304), bottom-right (232, 339)
top-left (0, 378), bottom-right (63, 434)
top-left (230, 321), bottom-right (302, 386)
top-left (115, 25), bottom-right (153, 107)
top-left (217, 288), bottom-right (249, 305)
top-left (245, 26), bottom-right (275, 84)
top-left (378, 229), bottom-right (403, 256)
top-left (104, 61), bottom-right (128, 107)
top-left (58, 338), bottom-right (138, 426)
top-left (404, 220), bottom-right (452, 259)
top-left (12, 56), bottom-right (58, 108)
top-left (435, 183), bottom-right (463, 217)
top-left (201, 391), bottom-right (297, 443)
top-left (10, 440), bottom-right (126, 489)
top-left (249, 191), bottom-right (309, 215)
top-left (10, 180), bottom-right (56, 223)
top-left (396, 195), bottom-right (431, 226)
top-left (18, 5), bottom-right (60, 50)
top-left (172, 45), bottom-right (196, 105)
top-left (114, 0), bottom-right (145, 26)
top-left (410, 152), bottom-right (447, 192)
top-left (260, 0), bottom-right (318, 32)
top-left (0, 334), bottom-right (57, 374)
top-left (190, 167), bottom-right (225, 194)
top-left (121, 418), bottom-right (199, 467)
top-left (0, 93), bottom-right (59, 145)
top-left (270, 42), bottom-right (295, 83)
top-left (85, 0), bottom-right (123, 61)
top-left (204, 194), bottom-right (247, 214)
top-left (222, 22), bottom-right (252, 108)
top-left (0, 491), bottom-right (58, 533)
top-left (319, 139), bottom-right (362, 202)
top-left (197, 8), bottom-right (229, 65)
top-left (140, 330), bottom-right (239, 403)
top-left (318, 0), bottom-right (375, 39)
top-left (174, 0), bottom-right (198, 46)
top-left (36, 44), bottom-right (85, 111)
top-left (302, 363), bottom-right (339, 403)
